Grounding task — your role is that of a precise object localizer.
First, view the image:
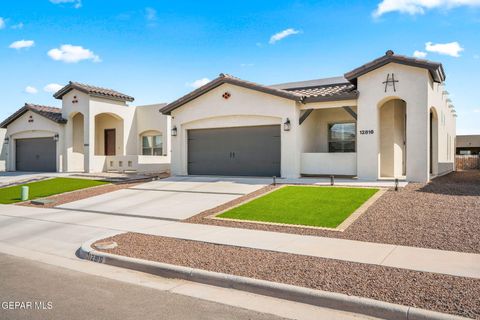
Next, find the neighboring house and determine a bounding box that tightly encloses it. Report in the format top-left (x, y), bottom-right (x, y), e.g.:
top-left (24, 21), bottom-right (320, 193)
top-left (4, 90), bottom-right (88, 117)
top-left (0, 82), bottom-right (170, 173)
top-left (161, 50), bottom-right (457, 182)
top-left (456, 135), bottom-right (480, 155)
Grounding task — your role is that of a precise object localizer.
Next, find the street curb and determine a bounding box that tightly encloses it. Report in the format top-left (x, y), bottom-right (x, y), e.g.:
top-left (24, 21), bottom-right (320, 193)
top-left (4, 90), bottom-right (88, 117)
top-left (79, 237), bottom-right (468, 320)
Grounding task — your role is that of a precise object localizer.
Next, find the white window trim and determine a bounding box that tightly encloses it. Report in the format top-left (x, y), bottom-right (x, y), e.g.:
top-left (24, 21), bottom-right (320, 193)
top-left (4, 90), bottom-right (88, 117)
top-left (327, 122), bottom-right (357, 153)
top-left (141, 133), bottom-right (163, 156)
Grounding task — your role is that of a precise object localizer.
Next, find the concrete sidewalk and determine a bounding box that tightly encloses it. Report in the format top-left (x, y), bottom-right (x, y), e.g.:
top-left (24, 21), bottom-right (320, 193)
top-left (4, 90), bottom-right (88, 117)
top-left (1, 204), bottom-right (479, 279)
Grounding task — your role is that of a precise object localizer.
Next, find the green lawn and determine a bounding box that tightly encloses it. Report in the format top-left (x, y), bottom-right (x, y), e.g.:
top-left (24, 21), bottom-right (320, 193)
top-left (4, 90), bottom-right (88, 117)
top-left (218, 186), bottom-right (378, 228)
top-left (0, 177), bottom-right (109, 204)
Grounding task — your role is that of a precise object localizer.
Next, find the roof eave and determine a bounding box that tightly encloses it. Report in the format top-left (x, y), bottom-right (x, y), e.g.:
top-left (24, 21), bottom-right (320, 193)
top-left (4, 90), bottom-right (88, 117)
top-left (89, 93), bottom-right (135, 103)
top-left (344, 56), bottom-right (445, 83)
top-left (160, 76), bottom-right (302, 115)
top-left (0, 106), bottom-right (28, 128)
top-left (0, 105), bottom-right (67, 128)
top-left (53, 83), bottom-right (135, 102)
top-left (303, 91), bottom-right (359, 103)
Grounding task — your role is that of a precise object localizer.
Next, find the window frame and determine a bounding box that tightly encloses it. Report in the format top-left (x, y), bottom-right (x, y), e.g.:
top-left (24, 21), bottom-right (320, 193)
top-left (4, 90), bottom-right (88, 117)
top-left (141, 133), bottom-right (163, 156)
top-left (327, 122), bottom-right (357, 153)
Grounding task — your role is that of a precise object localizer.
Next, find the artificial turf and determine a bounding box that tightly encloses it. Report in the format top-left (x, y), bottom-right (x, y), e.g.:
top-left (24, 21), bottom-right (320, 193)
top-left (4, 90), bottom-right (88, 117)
top-left (218, 186), bottom-right (378, 228)
top-left (0, 177), bottom-right (109, 204)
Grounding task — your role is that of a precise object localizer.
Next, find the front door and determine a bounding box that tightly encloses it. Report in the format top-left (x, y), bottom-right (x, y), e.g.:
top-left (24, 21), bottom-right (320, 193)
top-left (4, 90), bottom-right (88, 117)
top-left (104, 129), bottom-right (116, 156)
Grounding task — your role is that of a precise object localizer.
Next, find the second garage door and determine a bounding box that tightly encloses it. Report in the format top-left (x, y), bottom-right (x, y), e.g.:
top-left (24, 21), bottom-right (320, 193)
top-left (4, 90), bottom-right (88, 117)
top-left (188, 125), bottom-right (280, 177)
top-left (16, 137), bottom-right (56, 172)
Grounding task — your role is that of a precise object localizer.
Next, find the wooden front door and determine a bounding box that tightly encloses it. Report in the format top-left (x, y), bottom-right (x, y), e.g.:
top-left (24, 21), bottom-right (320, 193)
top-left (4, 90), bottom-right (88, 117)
top-left (104, 129), bottom-right (116, 156)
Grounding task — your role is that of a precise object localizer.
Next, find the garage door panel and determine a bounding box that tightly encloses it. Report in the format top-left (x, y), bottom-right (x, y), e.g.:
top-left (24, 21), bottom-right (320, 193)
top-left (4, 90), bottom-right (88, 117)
top-left (188, 125), bottom-right (280, 177)
top-left (16, 138), bottom-right (56, 172)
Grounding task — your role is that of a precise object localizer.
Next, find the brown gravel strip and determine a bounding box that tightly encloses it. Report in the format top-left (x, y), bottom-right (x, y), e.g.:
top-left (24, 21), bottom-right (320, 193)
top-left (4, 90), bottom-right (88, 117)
top-left (18, 182), bottom-right (142, 208)
top-left (186, 171), bottom-right (480, 254)
top-left (98, 232), bottom-right (480, 319)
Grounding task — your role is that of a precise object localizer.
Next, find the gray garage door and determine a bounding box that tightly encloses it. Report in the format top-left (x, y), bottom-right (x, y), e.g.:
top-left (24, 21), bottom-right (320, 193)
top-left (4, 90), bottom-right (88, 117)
top-left (188, 125), bottom-right (280, 177)
top-left (16, 137), bottom-right (56, 172)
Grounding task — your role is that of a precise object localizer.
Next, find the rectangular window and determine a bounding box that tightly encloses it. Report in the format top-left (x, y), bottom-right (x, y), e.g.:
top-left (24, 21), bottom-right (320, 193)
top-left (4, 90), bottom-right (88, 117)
top-left (142, 135), bottom-right (163, 156)
top-left (328, 123), bottom-right (356, 153)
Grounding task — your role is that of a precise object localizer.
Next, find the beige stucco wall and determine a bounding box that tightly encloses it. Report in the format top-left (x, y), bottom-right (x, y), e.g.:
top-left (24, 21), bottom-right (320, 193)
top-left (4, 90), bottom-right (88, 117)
top-left (169, 83), bottom-right (300, 178)
top-left (427, 78), bottom-right (456, 175)
top-left (61, 90), bottom-right (169, 173)
top-left (300, 107), bottom-right (357, 153)
top-left (0, 128), bottom-right (6, 171)
top-left (356, 63), bottom-right (431, 182)
top-left (136, 104), bottom-right (171, 161)
top-left (457, 135), bottom-right (480, 148)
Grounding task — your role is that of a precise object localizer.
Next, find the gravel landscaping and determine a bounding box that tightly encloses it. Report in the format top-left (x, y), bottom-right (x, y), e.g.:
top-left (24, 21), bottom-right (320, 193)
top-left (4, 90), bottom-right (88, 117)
top-left (97, 232), bottom-right (480, 319)
top-left (186, 171), bottom-right (480, 254)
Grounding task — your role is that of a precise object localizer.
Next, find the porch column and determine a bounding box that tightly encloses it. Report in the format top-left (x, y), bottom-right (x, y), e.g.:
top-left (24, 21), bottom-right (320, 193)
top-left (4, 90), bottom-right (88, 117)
top-left (83, 113), bottom-right (95, 173)
top-left (406, 104), bottom-right (429, 182)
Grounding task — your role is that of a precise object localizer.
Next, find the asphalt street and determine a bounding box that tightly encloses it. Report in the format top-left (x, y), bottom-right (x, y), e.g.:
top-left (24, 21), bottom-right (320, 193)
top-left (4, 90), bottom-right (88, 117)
top-left (0, 253), bottom-right (285, 320)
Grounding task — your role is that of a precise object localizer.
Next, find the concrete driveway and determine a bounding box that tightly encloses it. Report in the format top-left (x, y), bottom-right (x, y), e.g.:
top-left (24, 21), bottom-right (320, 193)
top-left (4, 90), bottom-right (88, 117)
top-left (56, 176), bottom-right (269, 220)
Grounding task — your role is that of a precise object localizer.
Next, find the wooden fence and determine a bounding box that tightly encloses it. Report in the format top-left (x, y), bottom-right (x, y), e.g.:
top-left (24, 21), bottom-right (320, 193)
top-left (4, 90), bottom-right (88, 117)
top-left (456, 155), bottom-right (480, 170)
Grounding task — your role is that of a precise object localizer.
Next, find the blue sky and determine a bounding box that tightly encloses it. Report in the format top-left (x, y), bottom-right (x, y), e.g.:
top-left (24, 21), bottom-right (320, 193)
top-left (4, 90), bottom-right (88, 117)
top-left (1, 0), bottom-right (479, 134)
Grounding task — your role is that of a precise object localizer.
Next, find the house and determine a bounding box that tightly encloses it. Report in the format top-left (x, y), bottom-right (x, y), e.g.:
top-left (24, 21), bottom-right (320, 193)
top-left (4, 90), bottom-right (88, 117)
top-left (161, 50), bottom-right (457, 182)
top-left (0, 82), bottom-right (170, 173)
top-left (456, 135), bottom-right (480, 155)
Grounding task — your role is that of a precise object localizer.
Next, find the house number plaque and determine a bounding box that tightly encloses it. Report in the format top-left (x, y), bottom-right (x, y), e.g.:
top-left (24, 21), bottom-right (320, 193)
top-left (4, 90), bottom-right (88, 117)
top-left (359, 130), bottom-right (374, 135)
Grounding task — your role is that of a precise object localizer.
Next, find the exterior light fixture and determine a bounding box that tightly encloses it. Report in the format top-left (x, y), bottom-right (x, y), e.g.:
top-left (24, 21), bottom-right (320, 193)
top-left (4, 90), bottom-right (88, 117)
top-left (53, 134), bottom-right (59, 142)
top-left (4, 137), bottom-right (9, 144)
top-left (283, 118), bottom-right (291, 131)
top-left (171, 126), bottom-right (178, 137)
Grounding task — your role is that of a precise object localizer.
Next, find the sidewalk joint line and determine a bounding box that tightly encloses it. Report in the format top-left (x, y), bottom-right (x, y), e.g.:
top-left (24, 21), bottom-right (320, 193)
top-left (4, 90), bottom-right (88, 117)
top-left (378, 245), bottom-right (398, 265)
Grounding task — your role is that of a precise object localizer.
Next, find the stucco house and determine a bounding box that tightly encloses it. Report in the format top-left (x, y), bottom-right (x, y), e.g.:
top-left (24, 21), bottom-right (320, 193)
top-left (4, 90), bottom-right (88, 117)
top-left (456, 135), bottom-right (480, 155)
top-left (161, 50), bottom-right (457, 182)
top-left (0, 82), bottom-right (171, 174)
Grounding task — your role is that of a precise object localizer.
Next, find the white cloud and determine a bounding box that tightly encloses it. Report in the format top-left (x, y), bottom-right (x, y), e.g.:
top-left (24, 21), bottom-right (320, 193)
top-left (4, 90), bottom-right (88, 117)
top-left (9, 40), bottom-right (35, 50)
top-left (24, 86), bottom-right (38, 94)
top-left (11, 22), bottom-right (24, 29)
top-left (413, 50), bottom-right (427, 58)
top-left (425, 41), bottom-right (464, 57)
top-left (49, 0), bottom-right (82, 9)
top-left (187, 78), bottom-right (211, 89)
top-left (269, 28), bottom-right (300, 44)
top-left (145, 7), bottom-right (157, 21)
top-left (43, 83), bottom-right (64, 93)
top-left (373, 0), bottom-right (480, 17)
top-left (48, 44), bottom-right (101, 63)
top-left (473, 108), bottom-right (480, 113)
top-left (0, 17), bottom-right (5, 29)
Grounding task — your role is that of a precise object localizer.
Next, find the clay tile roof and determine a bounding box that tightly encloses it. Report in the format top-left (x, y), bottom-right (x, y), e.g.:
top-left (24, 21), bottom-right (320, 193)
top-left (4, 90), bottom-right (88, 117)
top-left (344, 50), bottom-right (446, 83)
top-left (1, 103), bottom-right (66, 128)
top-left (271, 76), bottom-right (359, 103)
top-left (53, 81), bottom-right (134, 102)
top-left (160, 73), bottom-right (304, 115)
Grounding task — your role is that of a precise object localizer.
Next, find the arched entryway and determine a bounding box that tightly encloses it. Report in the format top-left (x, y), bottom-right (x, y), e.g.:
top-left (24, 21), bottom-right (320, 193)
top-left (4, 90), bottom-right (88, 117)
top-left (94, 113), bottom-right (124, 156)
top-left (429, 107), bottom-right (439, 176)
top-left (379, 98), bottom-right (406, 178)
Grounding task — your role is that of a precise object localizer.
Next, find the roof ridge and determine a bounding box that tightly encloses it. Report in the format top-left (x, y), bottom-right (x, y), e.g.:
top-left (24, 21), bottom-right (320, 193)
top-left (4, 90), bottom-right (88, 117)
top-left (54, 81), bottom-right (135, 102)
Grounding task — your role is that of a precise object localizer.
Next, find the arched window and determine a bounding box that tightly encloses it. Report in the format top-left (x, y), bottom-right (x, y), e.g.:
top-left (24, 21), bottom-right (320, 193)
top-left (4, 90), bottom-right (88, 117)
top-left (142, 133), bottom-right (163, 156)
